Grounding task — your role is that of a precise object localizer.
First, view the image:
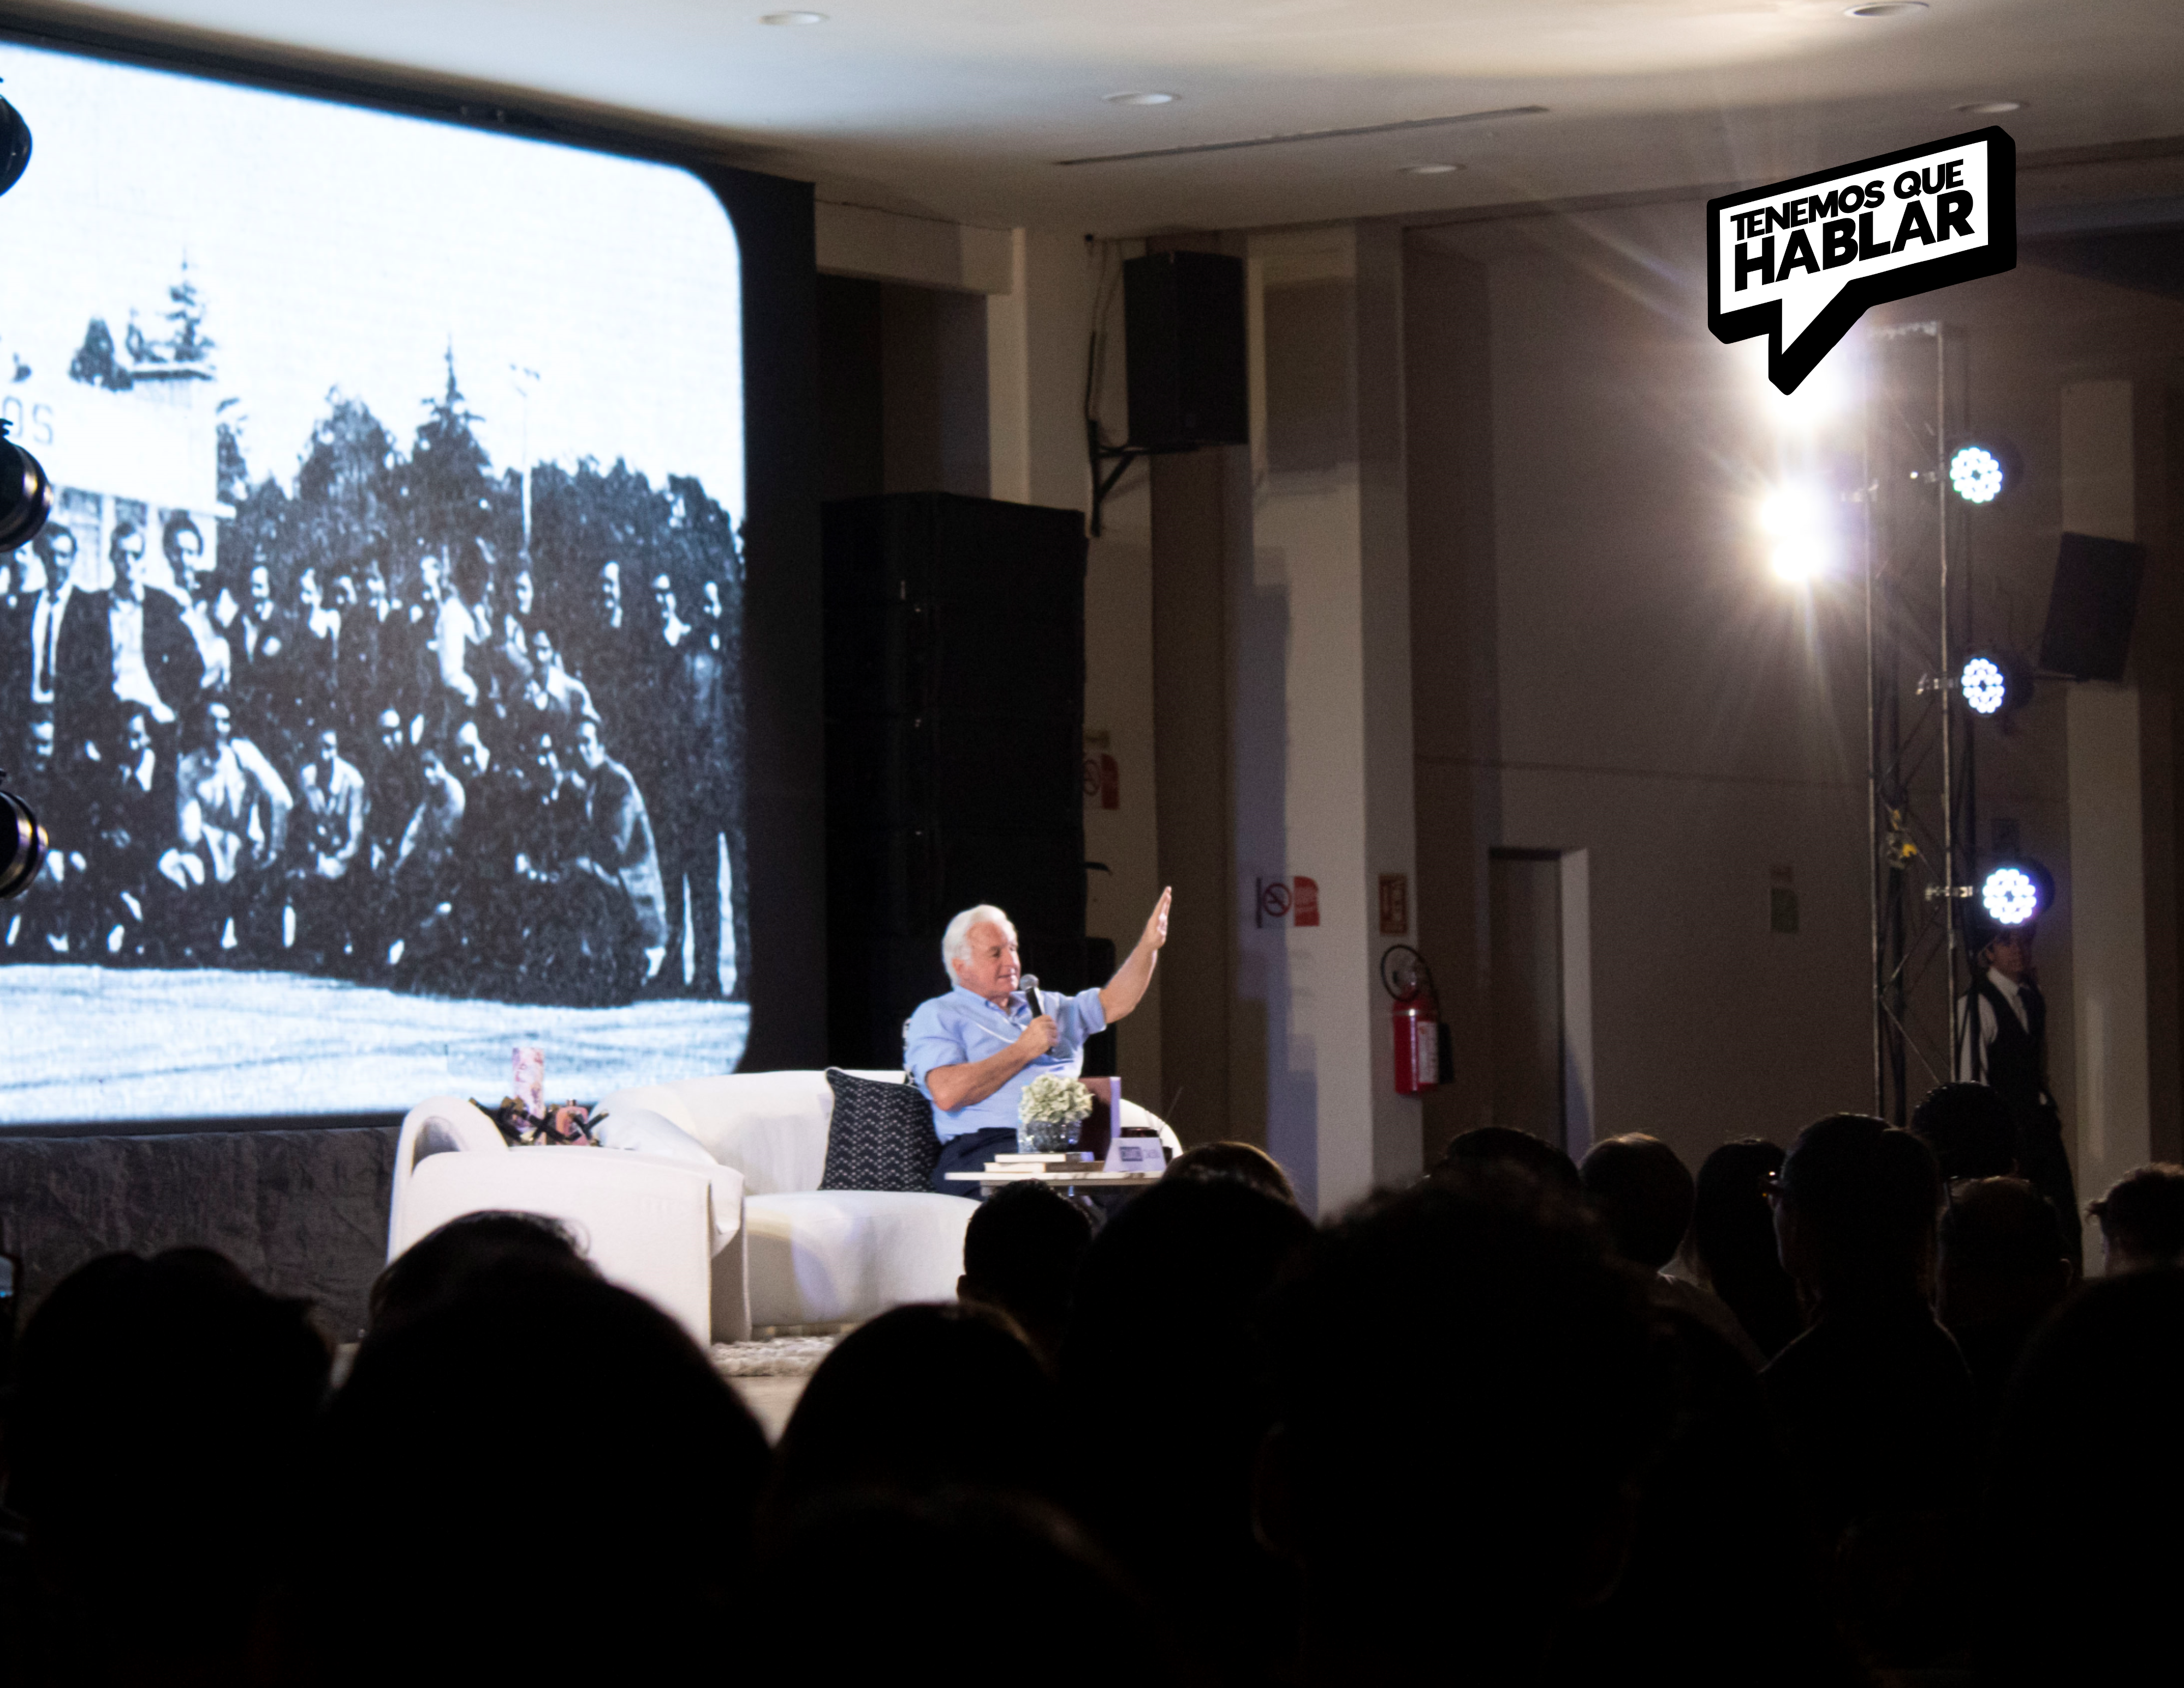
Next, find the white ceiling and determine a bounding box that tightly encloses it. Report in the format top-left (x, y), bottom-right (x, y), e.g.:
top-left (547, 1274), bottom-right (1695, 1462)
top-left (11, 0), bottom-right (2184, 232)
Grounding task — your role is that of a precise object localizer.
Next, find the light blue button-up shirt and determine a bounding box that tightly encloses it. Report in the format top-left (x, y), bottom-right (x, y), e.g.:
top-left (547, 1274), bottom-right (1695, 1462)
top-left (904, 982), bottom-right (1108, 1141)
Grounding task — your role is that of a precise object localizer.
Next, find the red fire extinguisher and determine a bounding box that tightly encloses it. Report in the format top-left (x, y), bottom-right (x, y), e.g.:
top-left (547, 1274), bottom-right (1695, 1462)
top-left (1381, 945), bottom-right (1441, 1095)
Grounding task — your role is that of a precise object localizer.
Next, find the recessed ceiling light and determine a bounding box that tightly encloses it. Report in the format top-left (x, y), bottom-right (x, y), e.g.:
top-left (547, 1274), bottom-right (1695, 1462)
top-left (1956, 99), bottom-right (2026, 114)
top-left (1400, 163), bottom-right (1461, 175)
top-left (1104, 91), bottom-right (1178, 106)
top-left (1844, 2), bottom-right (1926, 14)
top-left (760, 11), bottom-right (827, 23)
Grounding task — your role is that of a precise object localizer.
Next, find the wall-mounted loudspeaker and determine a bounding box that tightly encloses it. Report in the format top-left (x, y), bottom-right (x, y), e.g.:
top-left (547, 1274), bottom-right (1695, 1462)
top-left (2039, 531), bottom-right (2146, 682)
top-left (1124, 251), bottom-right (1249, 450)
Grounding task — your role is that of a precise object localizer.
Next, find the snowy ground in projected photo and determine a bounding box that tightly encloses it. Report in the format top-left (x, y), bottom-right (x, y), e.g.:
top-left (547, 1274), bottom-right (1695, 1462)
top-left (0, 966), bottom-right (749, 1126)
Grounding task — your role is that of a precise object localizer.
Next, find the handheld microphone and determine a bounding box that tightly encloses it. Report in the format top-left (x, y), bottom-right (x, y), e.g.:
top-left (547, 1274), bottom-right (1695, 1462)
top-left (1018, 973), bottom-right (1040, 1018)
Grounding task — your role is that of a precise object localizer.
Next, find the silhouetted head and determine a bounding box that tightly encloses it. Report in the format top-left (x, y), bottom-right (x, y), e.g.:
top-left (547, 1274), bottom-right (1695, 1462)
top-left (1431, 1124), bottom-right (1581, 1192)
top-left (1938, 1176), bottom-right (2071, 1335)
top-left (304, 1269), bottom-right (765, 1685)
top-left (1580, 1133), bottom-right (1696, 1270)
top-left (1774, 1115), bottom-right (1939, 1310)
top-left (958, 1180), bottom-right (1095, 1366)
top-left (368, 1209), bottom-right (595, 1336)
top-left (1912, 1082), bottom-right (2018, 1183)
top-left (7, 1249), bottom-right (329, 1673)
top-left (1986, 1267), bottom-right (2184, 1684)
top-left (1259, 1181), bottom-right (1667, 1682)
top-left (1164, 1140), bottom-right (1300, 1206)
top-left (770, 1301), bottom-right (1054, 1524)
top-left (2088, 1164), bottom-right (2184, 1274)
top-left (1065, 1176), bottom-right (1313, 1428)
top-left (1064, 1174), bottom-right (1315, 1680)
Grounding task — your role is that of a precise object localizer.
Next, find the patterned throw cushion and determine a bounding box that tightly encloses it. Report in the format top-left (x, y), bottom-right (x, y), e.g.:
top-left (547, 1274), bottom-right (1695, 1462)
top-left (820, 1069), bottom-right (941, 1192)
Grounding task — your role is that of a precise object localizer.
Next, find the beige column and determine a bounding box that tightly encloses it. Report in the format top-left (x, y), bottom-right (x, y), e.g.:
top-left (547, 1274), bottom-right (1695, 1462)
top-left (2061, 378), bottom-right (2148, 1264)
top-left (1232, 221), bottom-right (1421, 1215)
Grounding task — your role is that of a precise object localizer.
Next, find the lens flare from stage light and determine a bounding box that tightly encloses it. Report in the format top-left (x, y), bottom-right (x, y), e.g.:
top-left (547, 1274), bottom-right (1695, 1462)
top-left (1761, 486), bottom-right (1830, 581)
top-left (1949, 444), bottom-right (2005, 505)
top-left (1961, 655), bottom-right (2007, 715)
top-left (1981, 866), bottom-right (2039, 927)
top-left (1770, 538), bottom-right (1827, 582)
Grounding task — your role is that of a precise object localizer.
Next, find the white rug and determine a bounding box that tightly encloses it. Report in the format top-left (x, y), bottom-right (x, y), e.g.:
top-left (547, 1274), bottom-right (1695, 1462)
top-left (710, 1335), bottom-right (839, 1378)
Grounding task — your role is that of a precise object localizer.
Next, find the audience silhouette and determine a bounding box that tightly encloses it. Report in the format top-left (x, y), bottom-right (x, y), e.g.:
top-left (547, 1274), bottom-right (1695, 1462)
top-left (1689, 1136), bottom-right (1806, 1359)
top-left (767, 1301), bottom-right (1057, 1525)
top-left (2086, 1161), bottom-right (2184, 1272)
top-left (955, 1180), bottom-right (1095, 1367)
top-left (298, 1261), bottom-right (768, 1686)
top-left (1063, 1176), bottom-right (1313, 1686)
top-left (6, 1079), bottom-right (2179, 1686)
top-left (1937, 1175), bottom-right (2073, 1428)
top-left (2, 1248), bottom-right (328, 1686)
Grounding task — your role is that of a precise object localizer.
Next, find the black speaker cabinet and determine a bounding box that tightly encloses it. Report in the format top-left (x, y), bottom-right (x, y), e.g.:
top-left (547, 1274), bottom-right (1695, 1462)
top-left (823, 492), bottom-right (1092, 1067)
top-left (2039, 531), bottom-right (2147, 682)
top-left (1124, 250), bottom-right (1249, 451)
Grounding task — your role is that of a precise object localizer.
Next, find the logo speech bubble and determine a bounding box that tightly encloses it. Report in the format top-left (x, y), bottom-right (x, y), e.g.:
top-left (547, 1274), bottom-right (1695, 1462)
top-left (1708, 128), bottom-right (2015, 394)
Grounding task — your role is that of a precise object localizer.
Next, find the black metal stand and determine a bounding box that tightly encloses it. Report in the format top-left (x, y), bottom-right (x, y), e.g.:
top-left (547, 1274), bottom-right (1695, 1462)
top-left (1867, 322), bottom-right (1974, 1124)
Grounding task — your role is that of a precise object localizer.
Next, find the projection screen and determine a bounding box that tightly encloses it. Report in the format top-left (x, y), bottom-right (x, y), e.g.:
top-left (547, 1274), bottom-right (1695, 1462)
top-left (0, 40), bottom-right (752, 1123)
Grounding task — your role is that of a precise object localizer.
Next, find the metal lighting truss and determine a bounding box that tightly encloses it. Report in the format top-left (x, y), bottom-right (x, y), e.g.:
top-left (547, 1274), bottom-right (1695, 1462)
top-left (1865, 322), bottom-right (1977, 1125)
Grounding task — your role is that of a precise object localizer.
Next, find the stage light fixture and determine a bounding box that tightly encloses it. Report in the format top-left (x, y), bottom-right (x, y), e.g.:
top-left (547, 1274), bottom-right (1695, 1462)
top-left (1961, 654), bottom-right (2007, 715)
top-left (1948, 442), bottom-right (2005, 505)
top-left (1980, 865), bottom-right (2040, 927)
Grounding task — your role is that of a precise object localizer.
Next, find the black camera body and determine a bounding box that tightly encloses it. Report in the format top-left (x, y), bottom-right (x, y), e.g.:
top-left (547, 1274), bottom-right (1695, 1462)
top-left (1, 82), bottom-right (53, 896)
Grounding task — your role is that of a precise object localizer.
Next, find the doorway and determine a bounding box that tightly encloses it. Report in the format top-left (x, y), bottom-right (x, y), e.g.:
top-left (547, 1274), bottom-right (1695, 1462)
top-left (1487, 848), bottom-right (1594, 1157)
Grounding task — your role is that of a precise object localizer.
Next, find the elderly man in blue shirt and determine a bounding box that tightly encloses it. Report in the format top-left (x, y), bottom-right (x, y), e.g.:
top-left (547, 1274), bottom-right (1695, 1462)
top-left (907, 888), bottom-right (1171, 1194)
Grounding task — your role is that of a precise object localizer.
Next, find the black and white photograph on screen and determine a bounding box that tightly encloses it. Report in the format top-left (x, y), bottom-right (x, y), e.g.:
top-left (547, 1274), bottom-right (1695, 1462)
top-left (0, 42), bottom-right (751, 1123)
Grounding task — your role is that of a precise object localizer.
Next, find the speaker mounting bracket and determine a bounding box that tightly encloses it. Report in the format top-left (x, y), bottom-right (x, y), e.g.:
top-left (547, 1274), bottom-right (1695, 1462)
top-left (1087, 426), bottom-right (1195, 538)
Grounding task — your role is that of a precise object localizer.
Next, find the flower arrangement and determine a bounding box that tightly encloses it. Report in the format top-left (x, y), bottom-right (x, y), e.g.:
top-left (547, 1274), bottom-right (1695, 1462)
top-left (1019, 1074), bottom-right (1095, 1152)
top-left (475, 1096), bottom-right (598, 1147)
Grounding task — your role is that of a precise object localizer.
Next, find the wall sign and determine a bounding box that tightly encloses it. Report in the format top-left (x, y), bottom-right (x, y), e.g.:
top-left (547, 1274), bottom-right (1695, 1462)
top-left (1379, 873), bottom-right (1409, 936)
top-left (1708, 127), bottom-right (2015, 394)
top-left (1254, 875), bottom-right (1320, 929)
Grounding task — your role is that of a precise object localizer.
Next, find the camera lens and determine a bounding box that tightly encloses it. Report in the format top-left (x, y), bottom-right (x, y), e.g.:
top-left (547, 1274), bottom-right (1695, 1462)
top-left (0, 435), bottom-right (54, 551)
top-left (0, 785), bottom-right (47, 901)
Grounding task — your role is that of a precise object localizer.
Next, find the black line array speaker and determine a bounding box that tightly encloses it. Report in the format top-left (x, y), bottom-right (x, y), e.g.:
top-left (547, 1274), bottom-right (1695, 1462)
top-left (1124, 250), bottom-right (1249, 450)
top-left (823, 491), bottom-right (1100, 1068)
top-left (2039, 531), bottom-right (2147, 682)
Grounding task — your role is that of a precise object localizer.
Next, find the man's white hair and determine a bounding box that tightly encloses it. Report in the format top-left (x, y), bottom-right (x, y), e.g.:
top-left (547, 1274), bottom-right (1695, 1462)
top-left (941, 904), bottom-right (1016, 978)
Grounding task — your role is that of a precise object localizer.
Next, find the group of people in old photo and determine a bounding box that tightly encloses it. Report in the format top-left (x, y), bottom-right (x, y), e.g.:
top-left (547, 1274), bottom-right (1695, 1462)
top-left (1, 514), bottom-right (741, 1005)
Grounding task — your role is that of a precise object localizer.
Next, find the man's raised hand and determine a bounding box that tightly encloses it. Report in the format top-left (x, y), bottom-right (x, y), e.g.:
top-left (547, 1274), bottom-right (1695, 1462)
top-left (1142, 886), bottom-right (1172, 953)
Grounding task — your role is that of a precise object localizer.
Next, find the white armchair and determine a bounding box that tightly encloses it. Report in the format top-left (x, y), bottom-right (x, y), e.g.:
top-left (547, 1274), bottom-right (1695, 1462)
top-left (388, 1097), bottom-right (751, 1343)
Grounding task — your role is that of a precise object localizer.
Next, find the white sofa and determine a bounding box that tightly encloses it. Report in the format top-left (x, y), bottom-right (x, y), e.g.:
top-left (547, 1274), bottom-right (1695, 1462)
top-left (390, 1070), bottom-right (1182, 1341)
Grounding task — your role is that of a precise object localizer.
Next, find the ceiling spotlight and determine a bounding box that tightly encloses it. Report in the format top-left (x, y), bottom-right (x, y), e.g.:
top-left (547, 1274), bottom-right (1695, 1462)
top-left (1104, 91), bottom-right (1178, 105)
top-left (759, 10), bottom-right (827, 22)
top-left (1980, 865), bottom-right (2041, 928)
top-left (1956, 100), bottom-right (2026, 114)
top-left (1960, 655), bottom-right (2007, 715)
top-left (1845, 2), bottom-right (1927, 14)
top-left (1400, 163), bottom-right (1461, 175)
top-left (1948, 442), bottom-right (2007, 505)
